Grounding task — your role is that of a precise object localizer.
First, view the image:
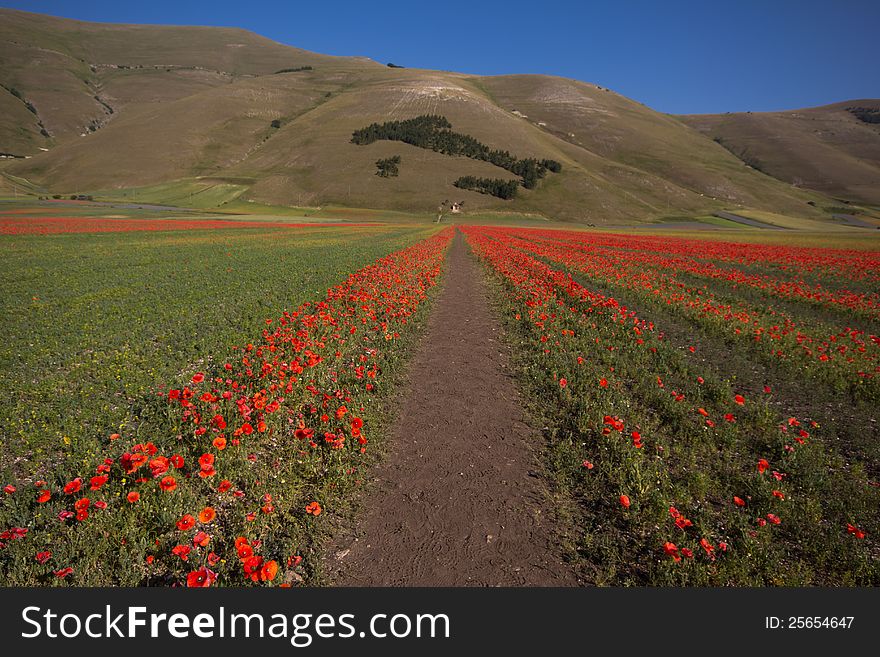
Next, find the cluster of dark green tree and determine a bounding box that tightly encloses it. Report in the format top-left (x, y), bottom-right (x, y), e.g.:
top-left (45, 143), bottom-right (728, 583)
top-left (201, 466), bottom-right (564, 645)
top-left (453, 176), bottom-right (518, 199)
top-left (375, 155), bottom-right (401, 177)
top-left (351, 115), bottom-right (562, 195)
top-left (847, 106), bottom-right (880, 124)
top-left (274, 66), bottom-right (313, 74)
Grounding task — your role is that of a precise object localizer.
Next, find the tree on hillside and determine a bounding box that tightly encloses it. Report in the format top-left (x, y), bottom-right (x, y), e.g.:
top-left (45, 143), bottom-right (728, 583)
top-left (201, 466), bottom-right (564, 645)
top-left (375, 155), bottom-right (401, 177)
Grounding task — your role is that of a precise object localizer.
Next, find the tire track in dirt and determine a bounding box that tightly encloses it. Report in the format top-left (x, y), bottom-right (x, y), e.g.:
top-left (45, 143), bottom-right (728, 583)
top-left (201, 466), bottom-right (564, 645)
top-left (326, 230), bottom-right (578, 586)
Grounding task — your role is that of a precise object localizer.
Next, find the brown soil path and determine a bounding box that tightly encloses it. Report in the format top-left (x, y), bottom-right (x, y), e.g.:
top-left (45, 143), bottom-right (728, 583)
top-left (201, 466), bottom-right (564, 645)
top-left (326, 230), bottom-right (578, 586)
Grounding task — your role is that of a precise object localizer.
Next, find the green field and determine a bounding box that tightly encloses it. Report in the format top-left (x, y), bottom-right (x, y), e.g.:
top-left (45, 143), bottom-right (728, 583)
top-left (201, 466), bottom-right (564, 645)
top-left (0, 224), bottom-right (437, 483)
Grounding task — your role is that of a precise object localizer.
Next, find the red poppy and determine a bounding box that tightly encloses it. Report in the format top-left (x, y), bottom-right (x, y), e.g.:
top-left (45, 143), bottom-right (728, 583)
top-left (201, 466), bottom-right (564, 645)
top-left (127, 492), bottom-right (140, 503)
top-left (757, 459), bottom-right (770, 473)
top-left (53, 567), bottom-right (73, 578)
top-left (217, 480), bottom-right (232, 493)
top-left (599, 378), bottom-right (608, 388)
top-left (172, 545), bottom-right (191, 561)
top-left (680, 548), bottom-right (694, 558)
top-left (766, 513), bottom-right (781, 525)
top-left (193, 531), bottom-right (210, 547)
top-left (619, 495), bottom-right (631, 509)
top-left (74, 498), bottom-right (90, 511)
top-left (733, 496), bottom-right (746, 507)
top-left (699, 538), bottom-right (715, 555)
top-left (259, 560), bottom-right (279, 582)
top-left (582, 460), bottom-right (594, 470)
top-left (305, 501), bottom-right (322, 516)
top-left (772, 490), bottom-right (785, 500)
top-left (36, 489), bottom-right (51, 503)
top-left (186, 567), bottom-right (216, 588)
top-left (177, 514), bottom-right (196, 531)
top-left (159, 476), bottom-right (177, 492)
top-left (663, 542), bottom-right (681, 562)
top-left (243, 555), bottom-right (264, 575)
top-left (63, 478), bottom-right (82, 495)
top-left (559, 378), bottom-right (567, 388)
top-left (89, 475), bottom-right (108, 490)
top-left (3, 484), bottom-right (15, 494)
top-left (212, 436), bottom-right (227, 451)
top-left (847, 523), bottom-right (866, 539)
top-left (734, 394), bottom-right (745, 405)
top-left (35, 551), bottom-right (51, 564)
top-left (149, 457), bottom-right (169, 478)
top-left (192, 373), bottom-right (205, 384)
top-left (170, 455), bottom-right (185, 469)
top-left (198, 507), bottom-right (216, 524)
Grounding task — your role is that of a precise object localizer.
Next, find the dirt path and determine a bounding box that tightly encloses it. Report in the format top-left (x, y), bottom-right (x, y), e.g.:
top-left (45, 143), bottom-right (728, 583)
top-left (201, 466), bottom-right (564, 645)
top-left (326, 230), bottom-right (578, 586)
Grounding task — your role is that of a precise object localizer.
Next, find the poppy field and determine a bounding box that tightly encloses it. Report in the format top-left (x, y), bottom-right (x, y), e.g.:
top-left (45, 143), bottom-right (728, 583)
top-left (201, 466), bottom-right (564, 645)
top-left (1, 215), bottom-right (877, 587)
top-left (0, 221), bottom-right (450, 585)
top-left (462, 226), bottom-right (878, 585)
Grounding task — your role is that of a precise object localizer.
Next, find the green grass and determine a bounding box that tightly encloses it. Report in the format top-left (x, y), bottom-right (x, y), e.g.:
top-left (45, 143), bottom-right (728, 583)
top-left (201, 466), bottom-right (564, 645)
top-left (0, 225), bottom-right (435, 482)
top-left (89, 179), bottom-right (249, 209)
top-left (467, 226), bottom-right (878, 585)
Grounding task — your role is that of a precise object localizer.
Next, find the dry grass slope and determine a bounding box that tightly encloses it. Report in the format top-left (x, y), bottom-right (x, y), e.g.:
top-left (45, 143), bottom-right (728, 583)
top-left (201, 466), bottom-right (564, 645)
top-left (680, 100), bottom-right (880, 205)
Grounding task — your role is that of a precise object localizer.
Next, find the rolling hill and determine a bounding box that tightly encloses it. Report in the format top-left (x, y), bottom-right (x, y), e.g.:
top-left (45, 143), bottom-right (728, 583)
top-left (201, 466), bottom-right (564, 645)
top-left (1, 8), bottom-right (876, 224)
top-left (680, 100), bottom-right (880, 205)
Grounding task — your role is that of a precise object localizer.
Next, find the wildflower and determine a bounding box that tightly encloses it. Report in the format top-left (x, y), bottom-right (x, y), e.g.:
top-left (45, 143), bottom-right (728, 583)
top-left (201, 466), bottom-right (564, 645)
top-left (127, 492), bottom-right (140, 503)
top-left (846, 524), bottom-right (866, 539)
top-left (663, 542), bottom-right (681, 562)
top-left (757, 459), bottom-right (770, 473)
top-left (159, 476), bottom-right (177, 492)
top-left (699, 538), bottom-right (715, 556)
top-left (36, 489), bottom-right (51, 503)
top-left (733, 496), bottom-right (746, 507)
top-left (193, 531), bottom-right (210, 548)
top-left (177, 514), bottom-right (196, 531)
top-left (54, 568), bottom-right (74, 578)
top-left (90, 475), bottom-right (108, 490)
top-left (619, 495), bottom-right (631, 509)
top-left (734, 394), bottom-right (745, 405)
top-left (767, 513), bottom-right (781, 525)
top-left (199, 507), bottom-right (216, 524)
top-left (186, 567), bottom-right (216, 588)
top-left (35, 551), bottom-right (51, 564)
top-left (63, 478), bottom-right (82, 495)
top-left (306, 501), bottom-right (322, 516)
top-left (3, 484), bottom-right (15, 494)
top-left (172, 545), bottom-right (191, 561)
top-left (559, 378), bottom-right (567, 388)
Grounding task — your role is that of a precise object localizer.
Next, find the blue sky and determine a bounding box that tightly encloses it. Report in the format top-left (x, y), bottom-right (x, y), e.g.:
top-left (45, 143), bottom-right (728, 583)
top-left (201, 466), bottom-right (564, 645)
top-left (3, 0), bottom-right (878, 114)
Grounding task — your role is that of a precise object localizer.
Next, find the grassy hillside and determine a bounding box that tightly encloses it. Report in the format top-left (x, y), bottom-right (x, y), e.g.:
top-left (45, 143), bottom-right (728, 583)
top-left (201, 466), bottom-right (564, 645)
top-left (680, 100), bottom-right (880, 205)
top-left (2, 8), bottom-right (874, 225)
top-left (0, 7), bottom-right (377, 154)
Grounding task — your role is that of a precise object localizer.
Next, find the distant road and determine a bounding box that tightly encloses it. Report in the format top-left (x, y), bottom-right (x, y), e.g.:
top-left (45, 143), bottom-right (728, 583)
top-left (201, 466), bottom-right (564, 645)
top-left (713, 211), bottom-right (786, 230)
top-left (0, 199), bottom-right (220, 213)
top-left (832, 213), bottom-right (875, 228)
